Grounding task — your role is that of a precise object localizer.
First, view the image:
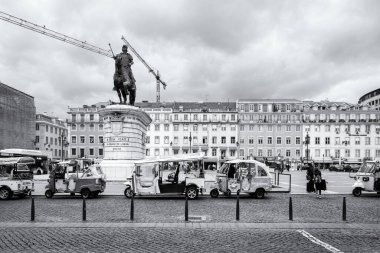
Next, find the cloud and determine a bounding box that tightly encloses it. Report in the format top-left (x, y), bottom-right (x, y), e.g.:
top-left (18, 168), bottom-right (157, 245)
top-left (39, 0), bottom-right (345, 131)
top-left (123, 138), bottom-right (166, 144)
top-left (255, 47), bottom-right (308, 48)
top-left (0, 0), bottom-right (379, 119)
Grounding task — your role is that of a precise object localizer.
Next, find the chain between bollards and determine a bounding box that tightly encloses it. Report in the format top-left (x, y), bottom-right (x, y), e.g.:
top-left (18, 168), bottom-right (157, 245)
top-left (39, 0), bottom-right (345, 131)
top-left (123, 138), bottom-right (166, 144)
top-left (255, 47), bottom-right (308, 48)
top-left (185, 195), bottom-right (189, 221)
top-left (130, 193), bottom-right (134, 221)
top-left (31, 197), bottom-right (35, 221)
top-left (342, 197), bottom-right (346, 221)
top-left (289, 197), bottom-right (293, 221)
top-left (236, 190), bottom-right (240, 221)
top-left (82, 198), bottom-right (86, 221)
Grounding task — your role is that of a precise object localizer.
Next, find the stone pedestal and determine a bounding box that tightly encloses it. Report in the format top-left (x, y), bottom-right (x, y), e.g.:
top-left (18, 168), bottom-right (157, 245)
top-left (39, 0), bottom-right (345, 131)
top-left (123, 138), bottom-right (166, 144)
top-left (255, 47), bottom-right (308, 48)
top-left (99, 104), bottom-right (151, 180)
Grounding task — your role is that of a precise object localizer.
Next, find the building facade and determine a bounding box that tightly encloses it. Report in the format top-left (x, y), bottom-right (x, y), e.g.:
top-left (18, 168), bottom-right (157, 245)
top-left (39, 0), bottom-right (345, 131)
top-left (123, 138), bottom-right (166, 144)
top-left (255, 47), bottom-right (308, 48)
top-left (142, 102), bottom-right (238, 168)
top-left (65, 99), bottom-right (380, 167)
top-left (67, 102), bottom-right (107, 159)
top-left (358, 88), bottom-right (380, 110)
top-left (35, 113), bottom-right (68, 160)
top-left (237, 99), bottom-right (304, 164)
top-left (0, 82), bottom-right (36, 150)
top-left (303, 101), bottom-right (380, 167)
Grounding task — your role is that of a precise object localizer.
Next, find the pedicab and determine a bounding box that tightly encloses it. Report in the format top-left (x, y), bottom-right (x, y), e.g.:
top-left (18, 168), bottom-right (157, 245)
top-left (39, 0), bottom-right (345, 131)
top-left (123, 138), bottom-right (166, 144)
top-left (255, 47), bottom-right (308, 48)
top-left (210, 159), bottom-right (272, 199)
top-left (124, 153), bottom-right (212, 200)
top-left (351, 160), bottom-right (380, 197)
top-left (45, 160), bottom-right (106, 199)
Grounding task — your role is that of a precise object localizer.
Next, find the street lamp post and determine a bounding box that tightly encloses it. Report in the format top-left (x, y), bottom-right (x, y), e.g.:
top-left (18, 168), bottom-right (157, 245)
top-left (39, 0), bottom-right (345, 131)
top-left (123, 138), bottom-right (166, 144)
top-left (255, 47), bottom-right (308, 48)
top-left (60, 131), bottom-right (69, 161)
top-left (189, 132), bottom-right (192, 154)
top-left (322, 154), bottom-right (325, 170)
top-left (236, 141), bottom-right (240, 159)
top-left (304, 132), bottom-right (310, 164)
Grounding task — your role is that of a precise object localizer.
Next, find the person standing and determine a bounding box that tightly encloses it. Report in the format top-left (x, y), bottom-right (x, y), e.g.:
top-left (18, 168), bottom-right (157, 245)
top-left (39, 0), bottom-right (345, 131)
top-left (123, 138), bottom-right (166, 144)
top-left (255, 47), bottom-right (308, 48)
top-left (314, 167), bottom-right (322, 198)
top-left (306, 163), bottom-right (314, 193)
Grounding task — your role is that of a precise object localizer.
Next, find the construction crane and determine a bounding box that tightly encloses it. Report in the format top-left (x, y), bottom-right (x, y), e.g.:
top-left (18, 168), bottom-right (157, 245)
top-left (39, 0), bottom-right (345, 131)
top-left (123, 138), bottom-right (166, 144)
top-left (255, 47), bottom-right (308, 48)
top-left (121, 36), bottom-right (166, 102)
top-left (0, 10), bottom-right (166, 101)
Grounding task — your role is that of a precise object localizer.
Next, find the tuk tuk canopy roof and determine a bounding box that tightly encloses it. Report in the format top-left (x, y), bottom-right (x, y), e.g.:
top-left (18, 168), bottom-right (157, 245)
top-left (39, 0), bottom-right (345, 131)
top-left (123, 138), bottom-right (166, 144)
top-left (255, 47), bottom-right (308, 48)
top-left (223, 159), bottom-right (271, 172)
top-left (0, 157), bottom-right (35, 165)
top-left (134, 153), bottom-right (205, 165)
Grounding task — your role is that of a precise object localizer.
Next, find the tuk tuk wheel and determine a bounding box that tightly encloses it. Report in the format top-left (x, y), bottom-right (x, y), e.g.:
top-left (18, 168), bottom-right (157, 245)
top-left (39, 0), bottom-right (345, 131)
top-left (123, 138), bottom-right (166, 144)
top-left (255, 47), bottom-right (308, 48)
top-left (124, 188), bottom-right (134, 198)
top-left (255, 188), bottom-right (265, 199)
top-left (210, 189), bottom-right (219, 198)
top-left (352, 187), bottom-right (362, 197)
top-left (81, 189), bottom-right (91, 199)
top-left (0, 188), bottom-right (12, 200)
top-left (186, 186), bottom-right (198, 200)
top-left (45, 190), bottom-right (54, 199)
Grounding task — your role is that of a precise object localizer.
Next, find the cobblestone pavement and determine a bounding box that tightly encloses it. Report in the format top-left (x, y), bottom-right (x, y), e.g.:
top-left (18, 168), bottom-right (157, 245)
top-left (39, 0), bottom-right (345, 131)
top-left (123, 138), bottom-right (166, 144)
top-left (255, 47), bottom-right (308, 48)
top-left (1, 194), bottom-right (379, 252)
top-left (0, 227), bottom-right (379, 252)
top-left (0, 194), bottom-right (379, 223)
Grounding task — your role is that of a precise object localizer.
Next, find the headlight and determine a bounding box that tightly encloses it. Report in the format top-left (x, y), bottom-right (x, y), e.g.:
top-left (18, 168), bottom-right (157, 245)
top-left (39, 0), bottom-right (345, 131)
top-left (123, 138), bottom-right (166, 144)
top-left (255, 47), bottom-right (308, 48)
top-left (363, 177), bottom-right (369, 182)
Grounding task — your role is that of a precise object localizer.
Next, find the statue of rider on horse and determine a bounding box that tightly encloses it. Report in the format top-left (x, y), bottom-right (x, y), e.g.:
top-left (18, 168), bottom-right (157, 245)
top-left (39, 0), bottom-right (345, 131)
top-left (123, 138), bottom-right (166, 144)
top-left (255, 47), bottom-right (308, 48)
top-left (112, 44), bottom-right (136, 106)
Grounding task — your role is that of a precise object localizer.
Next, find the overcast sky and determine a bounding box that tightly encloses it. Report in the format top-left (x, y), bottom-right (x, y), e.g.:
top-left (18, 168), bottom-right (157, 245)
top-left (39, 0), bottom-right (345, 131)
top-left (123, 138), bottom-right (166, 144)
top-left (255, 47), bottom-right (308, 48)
top-left (1, 0), bottom-right (380, 119)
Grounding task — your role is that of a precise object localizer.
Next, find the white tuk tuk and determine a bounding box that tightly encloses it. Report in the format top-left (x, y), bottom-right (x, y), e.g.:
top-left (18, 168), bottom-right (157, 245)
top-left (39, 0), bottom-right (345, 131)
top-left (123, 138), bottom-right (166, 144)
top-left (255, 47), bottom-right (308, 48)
top-left (210, 159), bottom-right (272, 199)
top-left (351, 160), bottom-right (380, 197)
top-left (124, 153), bottom-right (211, 200)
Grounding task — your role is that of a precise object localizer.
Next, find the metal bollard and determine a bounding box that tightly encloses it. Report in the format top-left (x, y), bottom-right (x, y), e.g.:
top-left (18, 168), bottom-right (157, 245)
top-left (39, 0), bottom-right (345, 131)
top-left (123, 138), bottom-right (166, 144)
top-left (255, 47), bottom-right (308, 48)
top-left (185, 196), bottom-right (189, 221)
top-left (236, 190), bottom-right (240, 221)
top-left (289, 197), bottom-right (293, 221)
top-left (31, 197), bottom-right (35, 221)
top-left (130, 194), bottom-right (134, 221)
top-left (82, 198), bottom-right (86, 221)
top-left (342, 197), bottom-right (346, 221)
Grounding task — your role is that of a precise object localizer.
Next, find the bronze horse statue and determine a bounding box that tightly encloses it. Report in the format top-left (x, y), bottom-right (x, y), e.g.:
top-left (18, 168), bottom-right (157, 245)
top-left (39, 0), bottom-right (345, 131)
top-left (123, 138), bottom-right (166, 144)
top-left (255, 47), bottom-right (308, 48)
top-left (113, 58), bottom-right (127, 104)
top-left (113, 56), bottom-right (137, 105)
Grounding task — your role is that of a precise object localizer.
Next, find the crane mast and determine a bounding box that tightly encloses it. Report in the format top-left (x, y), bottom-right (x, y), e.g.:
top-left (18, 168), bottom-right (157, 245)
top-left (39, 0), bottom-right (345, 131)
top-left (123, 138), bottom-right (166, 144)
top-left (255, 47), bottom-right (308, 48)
top-left (121, 36), bottom-right (167, 102)
top-left (0, 10), bottom-right (167, 101)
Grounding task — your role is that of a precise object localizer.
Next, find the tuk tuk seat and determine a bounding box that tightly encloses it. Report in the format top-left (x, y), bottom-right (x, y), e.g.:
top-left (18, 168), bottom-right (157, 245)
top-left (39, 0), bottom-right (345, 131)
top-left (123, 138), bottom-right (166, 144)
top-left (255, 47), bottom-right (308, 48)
top-left (138, 176), bottom-right (155, 187)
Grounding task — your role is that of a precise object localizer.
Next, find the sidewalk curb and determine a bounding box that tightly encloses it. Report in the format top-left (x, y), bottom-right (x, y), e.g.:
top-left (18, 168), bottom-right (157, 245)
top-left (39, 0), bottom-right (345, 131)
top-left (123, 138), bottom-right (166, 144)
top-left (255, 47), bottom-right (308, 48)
top-left (1, 222), bottom-right (379, 230)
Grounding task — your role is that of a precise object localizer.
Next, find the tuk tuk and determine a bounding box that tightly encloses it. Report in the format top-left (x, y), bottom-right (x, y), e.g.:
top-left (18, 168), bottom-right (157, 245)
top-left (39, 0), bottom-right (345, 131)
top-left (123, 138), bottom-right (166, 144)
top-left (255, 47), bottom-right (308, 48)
top-left (0, 157), bottom-right (35, 200)
top-left (45, 160), bottom-right (106, 199)
top-left (210, 159), bottom-right (272, 199)
top-left (351, 160), bottom-right (380, 197)
top-left (124, 153), bottom-right (210, 200)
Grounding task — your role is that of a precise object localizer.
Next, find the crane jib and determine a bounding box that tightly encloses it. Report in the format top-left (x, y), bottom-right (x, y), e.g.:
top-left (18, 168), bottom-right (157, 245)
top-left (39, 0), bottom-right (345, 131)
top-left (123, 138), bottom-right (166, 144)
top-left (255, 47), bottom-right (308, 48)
top-left (0, 10), bottom-right (167, 98)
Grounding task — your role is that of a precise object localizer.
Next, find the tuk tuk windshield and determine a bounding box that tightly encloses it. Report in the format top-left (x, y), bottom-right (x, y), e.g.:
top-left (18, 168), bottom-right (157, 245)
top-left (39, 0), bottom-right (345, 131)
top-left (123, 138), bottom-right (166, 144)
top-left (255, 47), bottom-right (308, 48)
top-left (218, 163), bottom-right (229, 174)
top-left (357, 162), bottom-right (376, 174)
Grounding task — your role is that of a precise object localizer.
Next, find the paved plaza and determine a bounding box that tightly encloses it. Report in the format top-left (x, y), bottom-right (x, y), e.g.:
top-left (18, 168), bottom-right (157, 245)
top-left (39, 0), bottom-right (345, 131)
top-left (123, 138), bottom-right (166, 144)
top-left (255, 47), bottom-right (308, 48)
top-left (0, 192), bottom-right (379, 252)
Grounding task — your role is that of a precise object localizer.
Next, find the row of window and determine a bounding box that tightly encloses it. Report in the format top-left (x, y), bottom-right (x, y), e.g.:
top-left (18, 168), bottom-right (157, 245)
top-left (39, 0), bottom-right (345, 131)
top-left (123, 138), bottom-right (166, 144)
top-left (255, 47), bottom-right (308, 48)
top-left (144, 146), bottom-right (380, 159)
top-left (148, 124), bottom-right (237, 132)
top-left (35, 136), bottom-right (66, 146)
top-left (70, 124), bottom-right (103, 131)
top-left (239, 103), bottom-right (302, 112)
top-left (71, 114), bottom-right (96, 122)
top-left (306, 124), bottom-right (378, 133)
top-left (149, 113), bottom-right (238, 122)
top-left (240, 125), bottom-right (301, 132)
top-left (146, 136), bottom-right (237, 145)
top-left (36, 124), bottom-right (66, 135)
top-left (145, 135), bottom-right (380, 146)
top-left (71, 147), bottom-right (103, 157)
top-left (70, 136), bottom-right (104, 144)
